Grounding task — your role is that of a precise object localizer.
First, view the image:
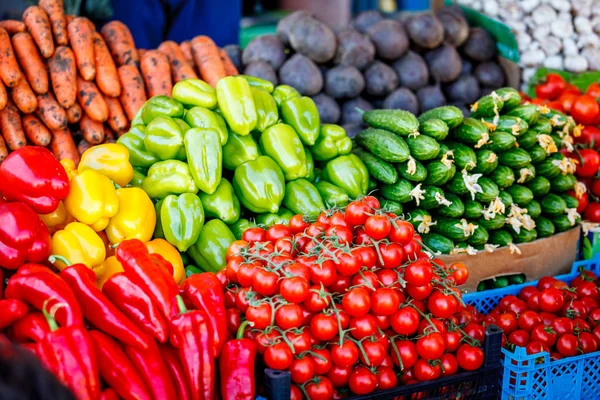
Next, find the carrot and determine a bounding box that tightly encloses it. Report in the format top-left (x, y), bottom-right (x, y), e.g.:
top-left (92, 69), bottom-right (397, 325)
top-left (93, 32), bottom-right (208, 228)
top-left (76, 76), bottom-right (108, 122)
top-left (80, 113), bottom-right (105, 145)
top-left (0, 28), bottom-right (23, 88)
top-left (77, 139), bottom-right (90, 155)
top-left (191, 36), bottom-right (226, 88)
top-left (180, 41), bottom-right (193, 63)
top-left (0, 80), bottom-right (7, 111)
top-left (67, 17), bottom-right (95, 81)
top-left (220, 48), bottom-right (239, 76)
top-left (101, 21), bottom-right (139, 67)
top-left (65, 15), bottom-right (75, 25)
top-left (0, 135), bottom-right (7, 162)
top-left (158, 40), bottom-right (198, 82)
top-left (103, 126), bottom-right (116, 143)
top-left (0, 100), bottom-right (26, 150)
top-left (140, 50), bottom-right (172, 97)
top-left (10, 78), bottom-right (37, 113)
top-left (22, 6), bottom-right (54, 58)
top-left (22, 114), bottom-right (51, 146)
top-left (48, 46), bottom-right (76, 108)
top-left (93, 32), bottom-right (120, 97)
top-left (118, 65), bottom-right (147, 120)
top-left (39, 0), bottom-right (67, 46)
top-left (104, 95), bottom-right (128, 134)
top-left (36, 91), bottom-right (67, 130)
top-left (66, 103), bottom-right (82, 124)
top-left (11, 32), bottom-right (48, 94)
top-left (50, 126), bottom-right (79, 164)
top-left (138, 48), bottom-right (146, 58)
top-left (0, 21), bottom-right (26, 35)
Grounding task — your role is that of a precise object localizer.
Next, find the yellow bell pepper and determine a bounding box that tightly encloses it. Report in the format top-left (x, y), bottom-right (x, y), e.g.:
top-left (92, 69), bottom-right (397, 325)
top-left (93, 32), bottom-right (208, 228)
top-left (105, 187), bottom-right (156, 245)
top-left (60, 159), bottom-right (78, 181)
top-left (39, 201), bottom-right (75, 234)
top-left (96, 256), bottom-right (124, 289)
top-left (78, 143), bottom-right (134, 187)
top-left (146, 238), bottom-right (185, 284)
top-left (51, 222), bottom-right (106, 272)
top-left (64, 169), bottom-right (119, 232)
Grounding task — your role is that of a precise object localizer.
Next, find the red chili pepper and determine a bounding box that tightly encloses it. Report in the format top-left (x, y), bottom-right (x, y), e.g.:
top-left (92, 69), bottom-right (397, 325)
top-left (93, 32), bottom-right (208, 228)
top-left (0, 147), bottom-right (69, 214)
top-left (169, 295), bottom-right (215, 400)
top-left (116, 239), bottom-right (179, 319)
top-left (160, 345), bottom-right (192, 400)
top-left (183, 272), bottom-right (227, 356)
top-left (219, 321), bottom-right (256, 400)
top-left (0, 202), bottom-right (51, 269)
top-left (125, 339), bottom-right (177, 400)
top-left (102, 272), bottom-right (169, 343)
top-left (8, 311), bottom-right (50, 342)
top-left (58, 260), bottom-right (150, 350)
top-left (5, 271), bottom-right (83, 326)
top-left (89, 330), bottom-right (151, 400)
top-left (100, 388), bottom-right (120, 400)
top-left (0, 298), bottom-right (28, 330)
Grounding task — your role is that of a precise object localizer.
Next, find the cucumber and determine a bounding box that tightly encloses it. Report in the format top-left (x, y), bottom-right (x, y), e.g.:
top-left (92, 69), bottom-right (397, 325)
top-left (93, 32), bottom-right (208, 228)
top-left (499, 148), bottom-right (532, 169)
top-left (550, 134), bottom-right (562, 149)
top-left (406, 135), bottom-right (441, 161)
top-left (529, 117), bottom-right (552, 135)
top-left (397, 158), bottom-right (428, 182)
top-left (506, 185), bottom-right (534, 206)
top-left (362, 109), bottom-right (420, 136)
top-left (381, 199), bottom-right (403, 214)
top-left (475, 177), bottom-right (500, 203)
top-left (433, 218), bottom-right (473, 242)
top-left (541, 109), bottom-right (569, 129)
top-left (552, 214), bottom-right (579, 232)
top-left (515, 164), bottom-right (536, 184)
top-left (446, 141), bottom-right (477, 171)
top-left (464, 201), bottom-right (484, 219)
top-left (407, 209), bottom-right (432, 232)
top-left (356, 128), bottom-right (410, 162)
top-left (550, 174), bottom-right (576, 193)
top-left (445, 172), bottom-right (469, 195)
top-left (468, 225), bottom-right (489, 246)
top-left (484, 116), bottom-right (528, 136)
top-left (499, 190), bottom-right (513, 207)
top-left (470, 93), bottom-right (504, 119)
top-left (508, 226), bottom-right (538, 243)
top-left (473, 150), bottom-right (498, 175)
top-left (483, 132), bottom-right (516, 152)
top-left (368, 178), bottom-right (377, 191)
top-left (495, 88), bottom-right (522, 111)
top-left (418, 106), bottom-right (464, 128)
top-left (381, 179), bottom-right (414, 203)
top-left (478, 214), bottom-right (506, 231)
top-left (535, 217), bottom-right (556, 238)
top-left (422, 233), bottom-right (454, 254)
top-left (510, 274), bottom-right (526, 285)
top-left (541, 193), bottom-right (567, 216)
top-left (537, 154), bottom-right (564, 178)
top-left (452, 118), bottom-right (490, 147)
top-left (420, 119), bottom-right (449, 141)
top-left (490, 166), bottom-right (515, 189)
top-left (517, 130), bottom-right (538, 149)
top-left (419, 186), bottom-right (450, 210)
top-left (506, 104), bottom-right (540, 126)
top-left (560, 194), bottom-right (579, 209)
top-left (353, 147), bottom-right (398, 184)
top-left (424, 160), bottom-right (456, 186)
top-left (437, 193), bottom-right (464, 218)
top-left (489, 229), bottom-right (513, 246)
top-left (524, 199), bottom-right (542, 219)
top-left (527, 176), bottom-right (551, 197)
top-left (529, 145), bottom-right (547, 164)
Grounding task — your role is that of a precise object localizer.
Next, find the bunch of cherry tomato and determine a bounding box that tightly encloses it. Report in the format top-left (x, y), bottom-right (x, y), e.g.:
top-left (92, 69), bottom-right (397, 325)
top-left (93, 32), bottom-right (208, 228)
top-left (219, 197), bottom-right (487, 399)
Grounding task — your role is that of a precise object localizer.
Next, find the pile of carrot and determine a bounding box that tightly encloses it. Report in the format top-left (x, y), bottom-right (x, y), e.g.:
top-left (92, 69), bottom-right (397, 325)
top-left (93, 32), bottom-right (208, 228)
top-left (0, 0), bottom-right (238, 164)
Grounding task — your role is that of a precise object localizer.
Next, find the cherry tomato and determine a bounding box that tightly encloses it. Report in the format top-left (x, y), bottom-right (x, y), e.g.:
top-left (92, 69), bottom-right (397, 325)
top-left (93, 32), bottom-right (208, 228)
top-left (388, 220), bottom-right (415, 245)
top-left (579, 331), bottom-right (598, 354)
top-left (576, 149), bottom-right (600, 177)
top-left (440, 353), bottom-right (459, 377)
top-left (310, 261), bottom-right (338, 287)
top-left (537, 277), bottom-right (558, 291)
top-left (335, 251), bottom-right (361, 276)
top-left (290, 385), bottom-right (302, 400)
top-left (456, 344), bottom-right (484, 371)
top-left (530, 324), bottom-right (558, 347)
top-left (310, 313), bottom-right (338, 341)
top-left (330, 341), bottom-right (359, 367)
top-left (242, 227), bottom-right (267, 242)
top-left (275, 304), bottom-right (303, 330)
top-left (416, 332), bottom-right (445, 360)
top-left (562, 300), bottom-right (589, 319)
top-left (252, 268), bottom-right (279, 296)
top-left (363, 195), bottom-right (380, 209)
top-left (519, 286), bottom-right (540, 302)
top-left (311, 349), bottom-right (333, 375)
top-left (326, 225), bottom-right (353, 245)
top-left (352, 270), bottom-right (380, 292)
top-left (508, 330), bottom-right (530, 347)
top-left (305, 376), bottom-right (334, 400)
top-left (370, 287), bottom-right (402, 316)
top-left (378, 242), bottom-right (404, 269)
top-left (449, 262), bottom-right (469, 286)
top-left (264, 342), bottom-right (293, 370)
top-left (376, 366), bottom-right (398, 390)
top-left (571, 95), bottom-right (600, 125)
top-left (406, 283), bottom-right (433, 300)
top-left (359, 340), bottom-right (386, 367)
top-left (342, 288), bottom-right (371, 317)
top-left (413, 359), bottom-right (441, 382)
top-left (535, 73), bottom-right (566, 100)
top-left (495, 313), bottom-right (518, 335)
top-left (354, 247), bottom-right (377, 268)
top-left (552, 317), bottom-right (575, 336)
top-left (289, 215), bottom-right (310, 234)
top-left (345, 201), bottom-right (371, 227)
top-left (403, 239), bottom-right (422, 260)
top-left (539, 312), bottom-right (557, 326)
top-left (328, 275), bottom-right (352, 294)
top-left (348, 366), bottom-right (377, 395)
top-left (559, 91), bottom-right (580, 112)
top-left (556, 333), bottom-right (579, 357)
top-left (428, 291), bottom-right (458, 319)
top-left (500, 295), bottom-right (519, 311)
top-left (418, 318), bottom-right (446, 335)
top-left (392, 339), bottom-right (418, 369)
top-left (327, 365), bottom-right (352, 388)
top-left (538, 288), bottom-right (565, 313)
top-left (518, 310), bottom-right (542, 332)
top-left (585, 203), bottom-right (600, 223)
top-left (349, 314), bottom-right (378, 339)
top-left (364, 215), bottom-right (392, 240)
top-left (589, 309), bottom-right (600, 327)
top-left (526, 341), bottom-right (550, 355)
top-left (329, 212), bottom-right (348, 228)
top-left (377, 269), bottom-right (401, 288)
top-left (505, 299), bottom-right (528, 315)
top-left (464, 323), bottom-right (485, 342)
top-left (280, 276), bottom-right (310, 304)
top-left (245, 303), bottom-right (272, 330)
top-left (391, 307), bottom-right (420, 336)
top-left (289, 357), bottom-right (315, 384)
top-left (304, 285), bottom-right (331, 313)
top-left (286, 330), bottom-right (312, 355)
top-left (405, 260), bottom-right (434, 287)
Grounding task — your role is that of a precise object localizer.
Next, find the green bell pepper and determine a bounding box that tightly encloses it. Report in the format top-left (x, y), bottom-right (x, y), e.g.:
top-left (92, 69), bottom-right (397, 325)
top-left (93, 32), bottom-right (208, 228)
top-left (160, 193), bottom-right (204, 252)
top-left (141, 95), bottom-right (184, 124)
top-left (171, 79), bottom-right (217, 109)
top-left (184, 128), bottom-right (222, 195)
top-left (281, 96), bottom-right (321, 146)
top-left (305, 148), bottom-right (315, 182)
top-left (222, 131), bottom-right (261, 170)
top-left (272, 85), bottom-right (300, 108)
top-left (180, 252), bottom-right (191, 265)
top-left (259, 124), bottom-right (308, 181)
top-left (142, 160), bottom-right (199, 199)
top-left (310, 124), bottom-right (353, 161)
top-left (256, 208), bottom-right (294, 227)
top-left (322, 154), bottom-right (369, 199)
top-left (283, 179), bottom-right (325, 218)
top-left (117, 125), bottom-right (159, 168)
top-left (314, 181), bottom-right (350, 207)
top-left (183, 106), bottom-right (228, 145)
top-left (187, 219), bottom-right (236, 272)
top-left (199, 178), bottom-right (240, 224)
top-left (131, 106), bottom-right (144, 126)
top-left (153, 199), bottom-right (164, 238)
top-left (251, 87), bottom-right (278, 132)
top-left (230, 218), bottom-right (256, 240)
top-left (216, 76), bottom-right (257, 136)
top-left (233, 156), bottom-right (285, 214)
top-left (174, 118), bottom-right (191, 133)
top-left (185, 265), bottom-right (203, 277)
top-left (128, 168), bottom-right (146, 188)
top-left (240, 75), bottom-right (274, 93)
top-left (143, 116), bottom-right (185, 160)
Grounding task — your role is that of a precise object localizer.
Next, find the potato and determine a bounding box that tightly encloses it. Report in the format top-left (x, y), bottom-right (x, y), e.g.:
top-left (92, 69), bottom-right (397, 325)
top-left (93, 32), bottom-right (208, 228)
top-left (351, 10), bottom-right (383, 34)
top-left (392, 51), bottom-right (429, 90)
top-left (383, 88), bottom-right (419, 115)
top-left (325, 65), bottom-right (365, 99)
top-left (460, 59), bottom-right (473, 77)
top-left (417, 85), bottom-right (446, 112)
top-left (436, 6), bottom-right (469, 47)
top-left (367, 19), bottom-right (409, 60)
top-left (223, 45), bottom-right (242, 72)
top-left (279, 53), bottom-right (323, 95)
top-left (335, 29), bottom-right (375, 70)
top-left (242, 34), bottom-right (286, 70)
top-left (462, 28), bottom-right (497, 62)
top-left (445, 75), bottom-right (480, 104)
top-left (474, 62), bottom-right (505, 88)
top-left (277, 10), bottom-right (311, 46)
top-left (289, 16), bottom-right (337, 63)
top-left (342, 123), bottom-right (363, 139)
top-left (425, 44), bottom-right (462, 83)
top-left (341, 97), bottom-right (373, 125)
top-left (364, 61), bottom-right (398, 97)
top-left (406, 14), bottom-right (444, 49)
top-left (312, 93), bottom-right (340, 124)
top-left (244, 61), bottom-right (278, 86)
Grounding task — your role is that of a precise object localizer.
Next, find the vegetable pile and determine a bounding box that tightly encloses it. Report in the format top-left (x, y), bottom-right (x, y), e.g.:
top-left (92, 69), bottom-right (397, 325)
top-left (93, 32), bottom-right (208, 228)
top-left (353, 87), bottom-right (581, 255)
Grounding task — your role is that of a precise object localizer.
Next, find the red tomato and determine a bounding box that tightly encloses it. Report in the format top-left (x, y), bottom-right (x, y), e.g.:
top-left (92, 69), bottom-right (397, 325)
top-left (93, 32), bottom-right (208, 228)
top-left (556, 333), bottom-right (579, 357)
top-left (392, 339), bottom-right (418, 370)
top-left (576, 126), bottom-right (600, 149)
top-left (405, 260), bottom-right (434, 287)
top-left (539, 312), bottom-right (557, 326)
top-left (388, 220), bottom-right (415, 245)
top-left (305, 376), bottom-right (334, 400)
top-left (289, 357), bottom-right (315, 384)
top-left (464, 323), bottom-right (485, 342)
top-left (364, 215), bottom-right (392, 240)
top-left (264, 342), bottom-right (293, 370)
top-left (310, 261), bottom-right (338, 287)
top-left (526, 341), bottom-right (550, 355)
top-left (413, 359), bottom-right (441, 382)
top-left (286, 330), bottom-right (312, 355)
top-left (587, 82), bottom-right (600, 97)
top-left (495, 313), bottom-right (519, 335)
top-left (327, 365), bottom-right (352, 388)
top-left (537, 277), bottom-right (558, 291)
top-left (310, 313), bottom-right (339, 341)
top-left (576, 149), bottom-right (600, 177)
top-left (416, 332), bottom-right (445, 360)
top-left (558, 91), bottom-right (580, 112)
top-left (572, 95), bottom-right (600, 125)
top-left (354, 247), bottom-right (377, 269)
top-left (290, 385), bottom-right (302, 400)
top-left (289, 215), bottom-right (310, 234)
top-left (328, 274), bottom-right (352, 294)
top-left (562, 300), bottom-right (589, 319)
top-left (245, 303), bottom-right (272, 330)
top-left (311, 349), bottom-right (332, 375)
top-left (538, 288), bottom-right (565, 313)
top-left (378, 242), bottom-right (404, 269)
top-left (535, 73), bottom-right (566, 100)
top-left (579, 331), bottom-right (598, 354)
top-left (359, 340), bottom-right (386, 367)
top-left (508, 330), bottom-right (530, 347)
top-left (567, 189), bottom-right (589, 213)
top-left (304, 285), bottom-right (331, 313)
top-left (527, 293), bottom-right (541, 312)
top-left (505, 299), bottom-right (528, 315)
top-left (377, 269), bottom-right (402, 289)
top-left (325, 225), bottom-right (353, 246)
top-left (518, 310), bottom-right (543, 332)
top-left (363, 195), bottom-right (380, 209)
top-left (242, 227), bottom-right (267, 242)
top-left (418, 318), bottom-right (446, 335)
top-left (352, 271), bottom-right (380, 292)
top-left (275, 304), bottom-right (304, 330)
top-left (252, 268), bottom-right (279, 296)
top-left (584, 203), bottom-right (600, 223)
top-left (370, 287), bottom-right (402, 316)
top-left (403, 239), bottom-right (422, 260)
top-left (345, 201), bottom-right (371, 227)
top-left (457, 344), bottom-right (484, 371)
top-left (530, 324), bottom-right (558, 347)
top-left (342, 288), bottom-right (371, 317)
top-left (391, 307), bottom-right (420, 336)
top-left (552, 317), bottom-right (575, 335)
top-left (500, 295), bottom-right (519, 310)
top-left (349, 315), bottom-right (378, 339)
top-left (348, 366), bottom-right (377, 395)
top-left (280, 276), bottom-right (310, 304)
top-left (449, 262), bottom-right (469, 286)
top-left (406, 283), bottom-right (433, 300)
top-left (444, 330), bottom-right (463, 353)
top-left (335, 251), bottom-right (361, 277)
top-left (330, 341), bottom-right (359, 367)
top-left (428, 291), bottom-right (458, 319)
top-left (440, 353), bottom-right (459, 377)
top-left (376, 367), bottom-right (398, 389)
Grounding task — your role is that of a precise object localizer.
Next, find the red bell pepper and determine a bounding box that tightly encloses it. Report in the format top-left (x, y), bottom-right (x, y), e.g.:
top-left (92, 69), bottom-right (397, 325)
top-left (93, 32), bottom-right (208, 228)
top-left (219, 321), bottom-right (256, 400)
top-left (183, 272), bottom-right (227, 356)
top-left (89, 330), bottom-right (151, 400)
top-left (125, 339), bottom-right (177, 400)
top-left (0, 202), bottom-right (51, 269)
top-left (160, 345), bottom-right (192, 400)
top-left (0, 268), bottom-right (3, 299)
top-left (0, 298), bottom-right (28, 330)
top-left (16, 263), bottom-right (59, 276)
top-left (20, 342), bottom-right (40, 357)
top-left (0, 147), bottom-right (69, 214)
top-left (100, 389), bottom-right (120, 400)
top-left (9, 311), bottom-right (50, 342)
top-left (169, 295), bottom-right (215, 400)
top-left (102, 271), bottom-right (169, 343)
top-left (59, 261), bottom-right (150, 350)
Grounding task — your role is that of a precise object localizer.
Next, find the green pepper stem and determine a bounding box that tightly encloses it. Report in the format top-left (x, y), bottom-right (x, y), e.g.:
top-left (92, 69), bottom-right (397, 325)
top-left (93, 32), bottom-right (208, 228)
top-left (48, 255), bottom-right (72, 267)
top-left (236, 321), bottom-right (250, 340)
top-left (176, 295), bottom-right (188, 314)
top-left (42, 299), bottom-right (64, 332)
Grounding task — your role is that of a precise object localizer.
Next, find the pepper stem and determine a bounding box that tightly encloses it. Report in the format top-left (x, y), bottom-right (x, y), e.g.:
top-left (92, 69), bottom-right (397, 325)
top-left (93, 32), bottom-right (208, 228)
top-left (236, 321), bottom-right (250, 340)
top-left (48, 255), bottom-right (72, 267)
top-left (42, 299), bottom-right (65, 332)
top-left (176, 295), bottom-right (188, 314)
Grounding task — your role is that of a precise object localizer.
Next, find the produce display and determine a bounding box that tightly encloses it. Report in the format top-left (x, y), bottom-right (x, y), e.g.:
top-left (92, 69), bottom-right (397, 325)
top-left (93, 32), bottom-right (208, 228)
top-left (477, 273), bottom-right (526, 291)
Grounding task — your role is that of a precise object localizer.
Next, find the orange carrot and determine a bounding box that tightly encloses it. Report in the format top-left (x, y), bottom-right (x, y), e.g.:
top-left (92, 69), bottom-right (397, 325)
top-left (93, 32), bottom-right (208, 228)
top-left (0, 80), bottom-right (7, 111)
top-left (67, 17), bottom-right (95, 81)
top-left (138, 48), bottom-right (146, 58)
top-left (140, 50), bottom-right (172, 97)
top-left (0, 135), bottom-right (7, 162)
top-left (191, 35), bottom-right (226, 88)
top-left (11, 32), bottom-right (48, 94)
top-left (158, 40), bottom-right (198, 82)
top-left (101, 21), bottom-right (139, 67)
top-left (77, 138), bottom-right (90, 155)
top-left (65, 15), bottom-right (75, 25)
top-left (0, 100), bottom-right (26, 150)
top-left (76, 76), bottom-right (108, 122)
top-left (0, 28), bottom-right (23, 88)
top-left (92, 32), bottom-right (120, 97)
top-left (66, 103), bottom-right (82, 124)
top-left (80, 113), bottom-right (105, 145)
top-left (50, 126), bottom-right (79, 164)
top-left (48, 46), bottom-right (76, 108)
top-left (22, 114), bottom-right (51, 146)
top-left (180, 41), bottom-right (193, 63)
top-left (104, 95), bottom-right (128, 134)
top-left (0, 21), bottom-right (26, 35)
top-left (39, 0), bottom-right (67, 46)
top-left (22, 6), bottom-right (54, 58)
top-left (220, 48), bottom-right (239, 76)
top-left (118, 65), bottom-right (147, 120)
top-left (10, 78), bottom-right (37, 113)
top-left (103, 125), bottom-right (116, 143)
top-left (36, 91), bottom-right (67, 130)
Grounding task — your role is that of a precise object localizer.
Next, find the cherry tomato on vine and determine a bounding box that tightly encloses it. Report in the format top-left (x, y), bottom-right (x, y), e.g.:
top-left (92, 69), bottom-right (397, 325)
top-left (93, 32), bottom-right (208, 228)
top-left (289, 357), bottom-right (315, 384)
top-left (364, 215), bottom-right (391, 240)
top-left (348, 366), bottom-right (377, 395)
top-left (457, 344), bottom-right (484, 371)
top-left (345, 201), bottom-right (371, 226)
top-left (413, 359), bottom-right (441, 382)
top-left (305, 376), bottom-right (334, 400)
top-left (264, 342), bottom-right (293, 370)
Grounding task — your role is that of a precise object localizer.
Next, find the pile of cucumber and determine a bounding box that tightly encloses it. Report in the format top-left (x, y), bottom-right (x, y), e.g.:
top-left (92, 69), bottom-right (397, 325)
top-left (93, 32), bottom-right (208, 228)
top-left (354, 87), bottom-right (581, 255)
